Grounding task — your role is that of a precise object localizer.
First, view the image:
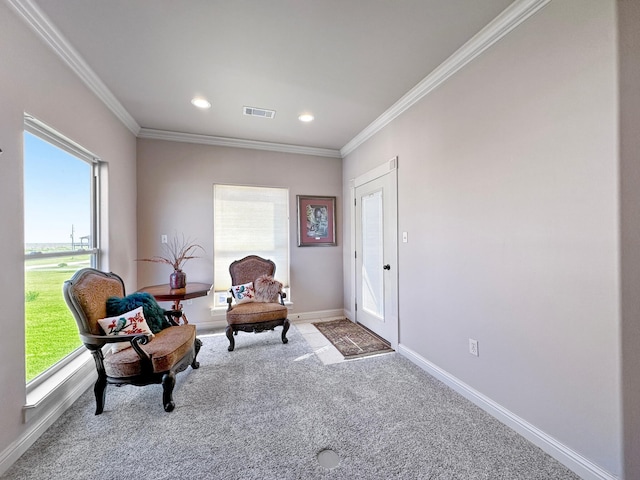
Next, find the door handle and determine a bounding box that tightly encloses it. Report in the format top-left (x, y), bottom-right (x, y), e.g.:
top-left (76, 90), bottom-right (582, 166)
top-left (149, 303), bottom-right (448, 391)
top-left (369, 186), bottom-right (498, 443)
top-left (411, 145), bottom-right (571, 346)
top-left (383, 264), bottom-right (391, 270)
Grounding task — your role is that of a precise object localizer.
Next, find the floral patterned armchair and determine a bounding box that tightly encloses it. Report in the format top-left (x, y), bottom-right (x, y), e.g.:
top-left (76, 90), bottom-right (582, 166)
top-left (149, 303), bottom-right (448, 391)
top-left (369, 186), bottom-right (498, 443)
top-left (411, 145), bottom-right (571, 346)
top-left (63, 268), bottom-right (202, 414)
top-left (226, 255), bottom-right (290, 351)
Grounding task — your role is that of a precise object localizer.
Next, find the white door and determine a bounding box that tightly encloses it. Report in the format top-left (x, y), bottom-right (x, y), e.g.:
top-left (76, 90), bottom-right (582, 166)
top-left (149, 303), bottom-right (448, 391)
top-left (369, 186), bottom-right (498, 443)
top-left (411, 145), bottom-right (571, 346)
top-left (355, 169), bottom-right (398, 348)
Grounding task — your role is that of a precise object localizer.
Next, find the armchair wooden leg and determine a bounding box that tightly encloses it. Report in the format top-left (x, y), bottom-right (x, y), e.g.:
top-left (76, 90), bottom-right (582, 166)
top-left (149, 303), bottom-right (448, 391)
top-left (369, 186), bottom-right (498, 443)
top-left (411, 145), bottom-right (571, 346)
top-left (94, 375), bottom-right (107, 415)
top-left (162, 372), bottom-right (176, 412)
top-left (225, 325), bottom-right (235, 351)
top-left (281, 318), bottom-right (290, 344)
top-left (191, 338), bottom-right (202, 369)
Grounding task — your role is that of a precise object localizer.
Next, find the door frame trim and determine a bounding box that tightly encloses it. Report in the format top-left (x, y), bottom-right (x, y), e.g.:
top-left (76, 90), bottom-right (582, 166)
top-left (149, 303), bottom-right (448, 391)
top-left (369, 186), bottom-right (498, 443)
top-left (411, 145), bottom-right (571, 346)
top-left (350, 156), bottom-right (399, 348)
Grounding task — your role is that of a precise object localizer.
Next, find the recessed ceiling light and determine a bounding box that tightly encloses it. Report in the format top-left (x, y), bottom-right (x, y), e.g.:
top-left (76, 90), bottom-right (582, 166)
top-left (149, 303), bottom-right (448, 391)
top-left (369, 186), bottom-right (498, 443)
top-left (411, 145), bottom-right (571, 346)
top-left (191, 97), bottom-right (211, 109)
top-left (298, 113), bottom-right (314, 122)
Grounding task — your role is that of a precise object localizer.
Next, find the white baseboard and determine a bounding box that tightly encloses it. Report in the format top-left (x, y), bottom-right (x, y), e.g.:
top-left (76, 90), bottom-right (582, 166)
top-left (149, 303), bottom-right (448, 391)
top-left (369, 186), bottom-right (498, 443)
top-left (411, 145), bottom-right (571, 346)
top-left (0, 358), bottom-right (96, 477)
top-left (397, 344), bottom-right (616, 480)
top-left (289, 308), bottom-right (346, 323)
top-left (194, 318), bottom-right (228, 331)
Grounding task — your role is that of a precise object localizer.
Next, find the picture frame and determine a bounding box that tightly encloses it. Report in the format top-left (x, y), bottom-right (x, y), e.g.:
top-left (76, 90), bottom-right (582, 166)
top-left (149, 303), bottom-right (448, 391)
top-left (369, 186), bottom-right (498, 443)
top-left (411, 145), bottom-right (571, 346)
top-left (297, 195), bottom-right (337, 247)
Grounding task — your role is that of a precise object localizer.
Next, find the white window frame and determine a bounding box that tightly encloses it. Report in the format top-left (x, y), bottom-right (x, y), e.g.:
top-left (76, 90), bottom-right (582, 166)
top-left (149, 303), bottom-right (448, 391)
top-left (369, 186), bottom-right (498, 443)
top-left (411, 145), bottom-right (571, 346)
top-left (23, 114), bottom-right (102, 392)
top-left (212, 184), bottom-right (290, 308)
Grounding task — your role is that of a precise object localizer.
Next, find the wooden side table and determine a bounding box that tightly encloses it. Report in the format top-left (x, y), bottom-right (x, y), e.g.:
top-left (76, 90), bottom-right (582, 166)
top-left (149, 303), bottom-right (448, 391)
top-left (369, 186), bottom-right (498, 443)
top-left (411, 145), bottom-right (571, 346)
top-left (137, 282), bottom-right (212, 324)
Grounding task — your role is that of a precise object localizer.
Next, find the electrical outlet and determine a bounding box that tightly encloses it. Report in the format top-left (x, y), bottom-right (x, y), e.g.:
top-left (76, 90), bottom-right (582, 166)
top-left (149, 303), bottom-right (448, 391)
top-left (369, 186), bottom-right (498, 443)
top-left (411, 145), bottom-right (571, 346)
top-left (161, 234), bottom-right (168, 244)
top-left (402, 231), bottom-right (408, 243)
top-left (469, 338), bottom-right (479, 357)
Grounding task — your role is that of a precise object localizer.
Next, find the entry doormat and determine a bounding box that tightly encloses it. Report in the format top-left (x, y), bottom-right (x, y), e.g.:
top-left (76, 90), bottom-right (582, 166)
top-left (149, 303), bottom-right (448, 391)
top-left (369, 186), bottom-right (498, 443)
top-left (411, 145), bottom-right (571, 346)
top-left (312, 318), bottom-right (393, 359)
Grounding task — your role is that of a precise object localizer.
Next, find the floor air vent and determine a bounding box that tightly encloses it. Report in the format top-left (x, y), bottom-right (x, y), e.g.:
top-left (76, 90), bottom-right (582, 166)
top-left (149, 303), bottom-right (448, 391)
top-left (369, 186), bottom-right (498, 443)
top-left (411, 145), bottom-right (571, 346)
top-left (243, 106), bottom-right (276, 119)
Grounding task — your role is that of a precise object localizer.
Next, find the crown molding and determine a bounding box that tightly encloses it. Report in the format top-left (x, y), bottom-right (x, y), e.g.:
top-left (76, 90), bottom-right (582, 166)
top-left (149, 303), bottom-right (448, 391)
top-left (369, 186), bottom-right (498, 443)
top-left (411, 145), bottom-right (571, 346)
top-left (138, 128), bottom-right (343, 159)
top-left (8, 0), bottom-right (339, 158)
top-left (8, 0), bottom-right (141, 136)
top-left (10, 0), bottom-right (549, 159)
top-left (340, 0), bottom-right (551, 158)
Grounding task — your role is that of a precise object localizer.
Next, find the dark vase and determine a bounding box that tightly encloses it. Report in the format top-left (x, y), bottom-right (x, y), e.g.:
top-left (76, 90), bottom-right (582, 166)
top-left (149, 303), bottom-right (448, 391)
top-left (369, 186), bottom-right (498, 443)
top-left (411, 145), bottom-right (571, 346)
top-left (169, 270), bottom-right (186, 289)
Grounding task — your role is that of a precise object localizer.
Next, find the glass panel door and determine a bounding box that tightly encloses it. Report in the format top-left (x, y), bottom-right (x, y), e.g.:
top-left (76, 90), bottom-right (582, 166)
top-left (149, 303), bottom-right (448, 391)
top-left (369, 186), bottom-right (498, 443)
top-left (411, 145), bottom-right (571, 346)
top-left (361, 189), bottom-right (384, 319)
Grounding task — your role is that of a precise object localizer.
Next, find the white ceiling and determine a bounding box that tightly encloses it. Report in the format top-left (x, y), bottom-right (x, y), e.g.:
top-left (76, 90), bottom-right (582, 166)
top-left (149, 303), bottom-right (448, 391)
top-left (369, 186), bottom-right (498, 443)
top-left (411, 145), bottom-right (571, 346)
top-left (26, 0), bottom-right (514, 154)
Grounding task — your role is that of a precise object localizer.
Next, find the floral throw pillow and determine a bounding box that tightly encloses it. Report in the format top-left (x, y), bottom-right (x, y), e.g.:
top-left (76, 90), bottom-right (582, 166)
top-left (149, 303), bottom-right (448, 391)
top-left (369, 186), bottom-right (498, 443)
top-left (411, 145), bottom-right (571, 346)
top-left (97, 306), bottom-right (154, 354)
top-left (231, 282), bottom-right (255, 304)
top-left (106, 292), bottom-right (170, 333)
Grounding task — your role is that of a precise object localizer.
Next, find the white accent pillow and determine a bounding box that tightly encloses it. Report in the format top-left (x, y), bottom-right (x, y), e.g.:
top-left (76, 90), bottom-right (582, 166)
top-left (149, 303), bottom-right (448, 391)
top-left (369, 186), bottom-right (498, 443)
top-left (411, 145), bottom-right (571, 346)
top-left (231, 282), bottom-right (255, 304)
top-left (97, 306), bottom-right (154, 353)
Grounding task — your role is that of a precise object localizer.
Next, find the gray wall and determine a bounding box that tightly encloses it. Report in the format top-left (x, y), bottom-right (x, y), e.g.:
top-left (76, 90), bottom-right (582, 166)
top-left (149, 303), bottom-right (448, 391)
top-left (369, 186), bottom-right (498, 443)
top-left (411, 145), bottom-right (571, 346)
top-left (0, 0), bottom-right (137, 458)
top-left (343, 0), bottom-right (621, 476)
top-left (619, 0), bottom-right (640, 478)
top-left (136, 138), bottom-right (344, 323)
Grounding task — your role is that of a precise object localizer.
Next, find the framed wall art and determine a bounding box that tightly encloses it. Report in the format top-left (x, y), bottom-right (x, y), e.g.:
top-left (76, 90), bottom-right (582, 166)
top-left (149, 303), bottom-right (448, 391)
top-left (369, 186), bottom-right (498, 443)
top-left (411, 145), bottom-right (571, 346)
top-left (297, 195), bottom-right (337, 247)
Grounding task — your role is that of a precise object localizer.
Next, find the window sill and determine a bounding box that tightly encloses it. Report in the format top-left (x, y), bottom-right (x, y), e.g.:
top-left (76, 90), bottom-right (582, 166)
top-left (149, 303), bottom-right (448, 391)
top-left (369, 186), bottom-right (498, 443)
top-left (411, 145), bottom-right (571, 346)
top-left (23, 350), bottom-right (96, 423)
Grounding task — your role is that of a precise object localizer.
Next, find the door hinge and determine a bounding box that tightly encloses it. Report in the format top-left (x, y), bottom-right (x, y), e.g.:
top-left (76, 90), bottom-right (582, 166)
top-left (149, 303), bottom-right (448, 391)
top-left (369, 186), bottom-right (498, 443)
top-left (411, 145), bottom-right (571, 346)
top-left (355, 302), bottom-right (358, 312)
top-left (354, 198), bottom-right (357, 206)
top-left (354, 250), bottom-right (357, 259)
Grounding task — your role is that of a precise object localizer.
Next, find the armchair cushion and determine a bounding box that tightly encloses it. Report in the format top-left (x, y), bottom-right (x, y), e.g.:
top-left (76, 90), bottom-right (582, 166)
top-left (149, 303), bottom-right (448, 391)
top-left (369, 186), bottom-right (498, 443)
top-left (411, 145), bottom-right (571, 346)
top-left (227, 301), bottom-right (288, 325)
top-left (231, 282), bottom-right (255, 304)
top-left (106, 292), bottom-right (171, 333)
top-left (254, 274), bottom-right (282, 303)
top-left (104, 324), bottom-right (197, 378)
top-left (97, 306), bottom-right (154, 353)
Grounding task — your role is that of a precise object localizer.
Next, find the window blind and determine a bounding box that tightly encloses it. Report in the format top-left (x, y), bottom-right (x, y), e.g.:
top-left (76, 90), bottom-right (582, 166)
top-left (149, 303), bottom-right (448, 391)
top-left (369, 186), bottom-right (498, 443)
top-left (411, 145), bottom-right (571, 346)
top-left (213, 184), bottom-right (289, 292)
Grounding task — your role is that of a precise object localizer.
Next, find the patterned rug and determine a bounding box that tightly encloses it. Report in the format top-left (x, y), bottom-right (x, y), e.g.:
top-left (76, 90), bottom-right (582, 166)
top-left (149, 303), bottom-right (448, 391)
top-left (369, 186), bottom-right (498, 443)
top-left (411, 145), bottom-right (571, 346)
top-left (312, 318), bottom-right (393, 359)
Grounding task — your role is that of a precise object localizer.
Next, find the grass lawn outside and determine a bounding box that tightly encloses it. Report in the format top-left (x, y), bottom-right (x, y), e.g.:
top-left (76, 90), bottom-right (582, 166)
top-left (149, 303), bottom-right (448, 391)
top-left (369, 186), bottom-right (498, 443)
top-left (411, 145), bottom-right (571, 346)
top-left (25, 255), bottom-right (91, 382)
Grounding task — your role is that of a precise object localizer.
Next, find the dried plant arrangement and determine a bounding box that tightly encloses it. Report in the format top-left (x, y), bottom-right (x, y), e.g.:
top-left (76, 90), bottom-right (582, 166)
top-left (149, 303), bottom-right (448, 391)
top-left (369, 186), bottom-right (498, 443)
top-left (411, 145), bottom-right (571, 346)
top-left (137, 233), bottom-right (204, 288)
top-left (137, 233), bottom-right (204, 271)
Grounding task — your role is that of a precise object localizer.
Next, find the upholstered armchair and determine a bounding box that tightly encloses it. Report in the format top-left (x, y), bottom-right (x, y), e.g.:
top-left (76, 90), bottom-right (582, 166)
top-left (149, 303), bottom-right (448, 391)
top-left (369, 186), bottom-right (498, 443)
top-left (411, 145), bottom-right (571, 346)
top-left (63, 268), bottom-right (202, 414)
top-left (225, 255), bottom-right (290, 351)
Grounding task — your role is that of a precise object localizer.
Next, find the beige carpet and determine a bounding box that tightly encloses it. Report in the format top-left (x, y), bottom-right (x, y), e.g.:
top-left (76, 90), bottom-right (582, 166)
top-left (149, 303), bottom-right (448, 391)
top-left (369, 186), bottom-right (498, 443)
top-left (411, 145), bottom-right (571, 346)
top-left (1, 329), bottom-right (580, 480)
top-left (312, 318), bottom-right (393, 359)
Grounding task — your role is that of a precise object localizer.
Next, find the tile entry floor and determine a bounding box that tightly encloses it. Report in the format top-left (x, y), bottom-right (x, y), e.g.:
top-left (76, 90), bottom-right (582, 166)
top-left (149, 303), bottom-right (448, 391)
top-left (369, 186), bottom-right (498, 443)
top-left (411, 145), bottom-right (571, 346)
top-left (206, 317), bottom-right (392, 365)
top-left (293, 318), bottom-right (394, 365)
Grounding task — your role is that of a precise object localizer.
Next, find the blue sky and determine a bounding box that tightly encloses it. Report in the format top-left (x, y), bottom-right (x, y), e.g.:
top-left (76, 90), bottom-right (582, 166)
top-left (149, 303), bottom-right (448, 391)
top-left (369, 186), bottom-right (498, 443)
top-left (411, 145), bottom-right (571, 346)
top-left (23, 132), bottom-right (91, 244)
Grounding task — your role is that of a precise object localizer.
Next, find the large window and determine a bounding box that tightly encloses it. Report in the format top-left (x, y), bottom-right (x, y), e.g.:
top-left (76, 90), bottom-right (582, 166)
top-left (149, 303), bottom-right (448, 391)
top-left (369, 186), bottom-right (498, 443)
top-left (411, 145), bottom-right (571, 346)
top-left (23, 116), bottom-right (100, 384)
top-left (213, 184), bottom-right (289, 306)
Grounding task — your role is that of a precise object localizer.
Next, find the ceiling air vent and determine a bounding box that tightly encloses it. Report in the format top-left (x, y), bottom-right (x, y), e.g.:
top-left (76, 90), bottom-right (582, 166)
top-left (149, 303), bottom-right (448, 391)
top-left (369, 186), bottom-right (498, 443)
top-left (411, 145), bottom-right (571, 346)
top-left (243, 106), bottom-right (276, 119)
